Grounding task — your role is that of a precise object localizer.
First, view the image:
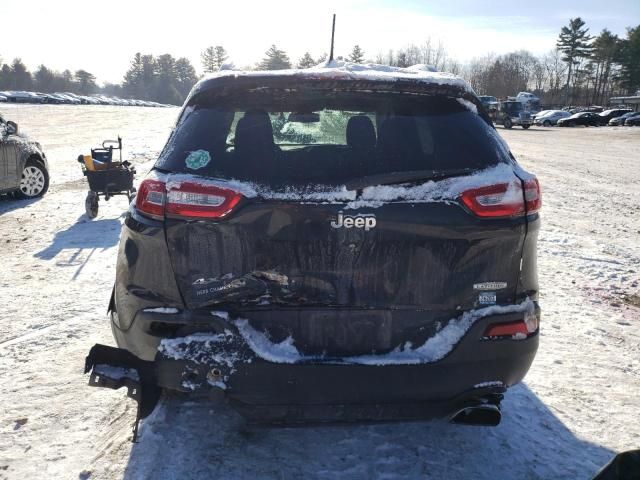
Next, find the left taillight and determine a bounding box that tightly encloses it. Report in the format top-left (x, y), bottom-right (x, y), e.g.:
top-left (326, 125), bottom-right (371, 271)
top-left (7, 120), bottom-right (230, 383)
top-left (135, 178), bottom-right (243, 220)
top-left (136, 179), bottom-right (166, 220)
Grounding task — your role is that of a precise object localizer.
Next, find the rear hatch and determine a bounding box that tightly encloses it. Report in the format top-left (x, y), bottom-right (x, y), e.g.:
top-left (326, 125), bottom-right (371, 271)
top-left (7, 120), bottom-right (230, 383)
top-left (143, 82), bottom-right (535, 356)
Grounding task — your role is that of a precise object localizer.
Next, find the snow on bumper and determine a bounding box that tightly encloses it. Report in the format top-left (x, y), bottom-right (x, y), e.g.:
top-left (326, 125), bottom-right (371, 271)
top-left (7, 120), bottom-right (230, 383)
top-left (85, 299), bottom-right (538, 425)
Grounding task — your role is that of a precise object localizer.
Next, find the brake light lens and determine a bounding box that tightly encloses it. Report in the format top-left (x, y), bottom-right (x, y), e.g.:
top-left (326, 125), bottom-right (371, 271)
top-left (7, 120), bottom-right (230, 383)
top-left (166, 181), bottom-right (242, 218)
top-left (523, 177), bottom-right (541, 214)
top-left (136, 179), bottom-right (166, 219)
top-left (460, 176), bottom-right (541, 218)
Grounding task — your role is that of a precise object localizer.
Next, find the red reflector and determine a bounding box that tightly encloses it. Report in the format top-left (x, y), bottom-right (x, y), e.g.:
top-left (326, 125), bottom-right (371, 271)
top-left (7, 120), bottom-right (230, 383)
top-left (136, 179), bottom-right (166, 219)
top-left (166, 181), bottom-right (242, 219)
top-left (483, 321), bottom-right (529, 338)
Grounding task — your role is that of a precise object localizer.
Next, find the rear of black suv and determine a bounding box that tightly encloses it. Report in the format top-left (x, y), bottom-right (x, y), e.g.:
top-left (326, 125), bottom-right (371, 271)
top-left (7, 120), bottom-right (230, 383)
top-left (87, 68), bottom-right (540, 429)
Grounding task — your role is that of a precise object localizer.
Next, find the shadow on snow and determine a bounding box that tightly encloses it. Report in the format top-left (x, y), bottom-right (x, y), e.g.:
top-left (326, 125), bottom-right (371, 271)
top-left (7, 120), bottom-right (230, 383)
top-left (119, 383), bottom-right (614, 480)
top-left (34, 215), bottom-right (121, 279)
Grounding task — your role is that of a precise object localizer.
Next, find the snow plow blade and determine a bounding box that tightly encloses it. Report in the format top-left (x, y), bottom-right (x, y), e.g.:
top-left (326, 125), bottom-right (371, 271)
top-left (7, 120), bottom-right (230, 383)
top-left (84, 344), bottom-right (161, 441)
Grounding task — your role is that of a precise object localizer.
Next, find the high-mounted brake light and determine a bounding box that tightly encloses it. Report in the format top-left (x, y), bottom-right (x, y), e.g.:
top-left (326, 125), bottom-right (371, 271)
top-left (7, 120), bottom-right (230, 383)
top-left (135, 178), bottom-right (243, 220)
top-left (460, 176), bottom-right (541, 218)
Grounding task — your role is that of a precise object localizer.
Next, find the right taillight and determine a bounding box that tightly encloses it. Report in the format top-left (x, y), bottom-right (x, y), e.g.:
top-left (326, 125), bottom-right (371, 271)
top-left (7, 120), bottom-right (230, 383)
top-left (460, 176), bottom-right (541, 218)
top-left (135, 177), bottom-right (243, 220)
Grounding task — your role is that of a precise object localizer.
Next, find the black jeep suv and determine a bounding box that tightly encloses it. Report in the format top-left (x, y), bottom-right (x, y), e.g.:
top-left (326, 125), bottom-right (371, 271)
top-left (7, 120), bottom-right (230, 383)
top-left (86, 64), bottom-right (541, 430)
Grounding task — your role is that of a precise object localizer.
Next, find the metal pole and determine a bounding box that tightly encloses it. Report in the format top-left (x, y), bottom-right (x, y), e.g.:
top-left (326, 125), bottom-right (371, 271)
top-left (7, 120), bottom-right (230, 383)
top-left (329, 14), bottom-right (336, 61)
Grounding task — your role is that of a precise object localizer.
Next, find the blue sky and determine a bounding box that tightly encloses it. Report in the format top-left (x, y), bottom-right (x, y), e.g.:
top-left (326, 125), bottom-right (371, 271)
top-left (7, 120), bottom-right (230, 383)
top-left (1, 0), bottom-right (638, 84)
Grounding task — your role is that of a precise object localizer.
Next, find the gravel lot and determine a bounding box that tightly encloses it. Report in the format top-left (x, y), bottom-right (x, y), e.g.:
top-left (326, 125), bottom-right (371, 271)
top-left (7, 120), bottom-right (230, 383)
top-left (1, 105), bottom-right (639, 479)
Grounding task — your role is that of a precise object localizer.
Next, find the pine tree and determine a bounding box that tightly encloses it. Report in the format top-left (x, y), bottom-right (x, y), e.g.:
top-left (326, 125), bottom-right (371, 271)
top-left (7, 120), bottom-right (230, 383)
top-left (201, 46), bottom-right (216, 73)
top-left (557, 17), bottom-right (593, 104)
top-left (0, 64), bottom-right (10, 90)
top-left (213, 46), bottom-right (228, 70)
top-left (588, 30), bottom-right (620, 104)
top-left (75, 70), bottom-right (97, 95)
top-left (202, 46), bottom-right (228, 73)
top-left (257, 45), bottom-right (291, 70)
top-left (618, 25), bottom-right (640, 95)
top-left (297, 52), bottom-right (316, 68)
top-left (10, 58), bottom-right (32, 90)
top-left (175, 57), bottom-right (198, 98)
top-left (349, 45), bottom-right (365, 64)
top-left (34, 65), bottom-right (55, 93)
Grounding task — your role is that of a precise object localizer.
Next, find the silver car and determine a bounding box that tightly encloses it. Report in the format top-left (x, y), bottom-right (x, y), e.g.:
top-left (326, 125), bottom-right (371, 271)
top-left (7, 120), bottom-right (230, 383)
top-left (534, 110), bottom-right (571, 127)
top-left (0, 115), bottom-right (49, 198)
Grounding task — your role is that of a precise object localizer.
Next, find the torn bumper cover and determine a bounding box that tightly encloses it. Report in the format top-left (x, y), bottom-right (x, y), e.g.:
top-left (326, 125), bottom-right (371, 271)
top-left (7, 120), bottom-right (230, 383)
top-left (85, 301), bottom-right (539, 435)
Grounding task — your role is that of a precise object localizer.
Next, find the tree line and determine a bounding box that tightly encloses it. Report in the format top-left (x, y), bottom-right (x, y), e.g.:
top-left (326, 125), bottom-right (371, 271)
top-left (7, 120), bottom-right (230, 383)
top-left (2, 17), bottom-right (639, 107)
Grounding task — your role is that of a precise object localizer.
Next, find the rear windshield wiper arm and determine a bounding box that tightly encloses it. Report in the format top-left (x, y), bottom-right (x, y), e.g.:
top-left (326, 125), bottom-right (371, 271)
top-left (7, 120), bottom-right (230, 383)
top-left (345, 168), bottom-right (476, 191)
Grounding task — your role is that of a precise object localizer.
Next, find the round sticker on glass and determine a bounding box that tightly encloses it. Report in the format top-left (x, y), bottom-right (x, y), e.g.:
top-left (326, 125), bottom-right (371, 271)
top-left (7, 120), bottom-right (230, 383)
top-left (185, 150), bottom-right (211, 170)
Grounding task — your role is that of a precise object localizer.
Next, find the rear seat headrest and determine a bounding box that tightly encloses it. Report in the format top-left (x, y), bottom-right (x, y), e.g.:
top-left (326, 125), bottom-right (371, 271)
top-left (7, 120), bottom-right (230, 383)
top-left (346, 115), bottom-right (376, 148)
top-left (234, 110), bottom-right (275, 156)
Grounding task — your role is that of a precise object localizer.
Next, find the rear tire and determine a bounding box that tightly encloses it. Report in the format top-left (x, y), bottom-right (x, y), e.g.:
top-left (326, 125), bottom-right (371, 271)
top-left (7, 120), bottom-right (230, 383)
top-left (85, 191), bottom-right (99, 219)
top-left (15, 159), bottom-right (49, 199)
top-left (503, 118), bottom-right (513, 129)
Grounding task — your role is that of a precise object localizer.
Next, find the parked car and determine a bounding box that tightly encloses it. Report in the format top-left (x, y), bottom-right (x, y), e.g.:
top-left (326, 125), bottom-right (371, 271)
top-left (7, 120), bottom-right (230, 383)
top-left (625, 114), bottom-right (640, 126)
top-left (534, 110), bottom-right (571, 126)
top-left (557, 112), bottom-right (601, 127)
top-left (85, 63), bottom-right (541, 433)
top-left (0, 115), bottom-right (49, 198)
top-left (532, 110), bottom-right (551, 120)
top-left (608, 112), bottom-right (639, 126)
top-left (597, 108), bottom-right (633, 125)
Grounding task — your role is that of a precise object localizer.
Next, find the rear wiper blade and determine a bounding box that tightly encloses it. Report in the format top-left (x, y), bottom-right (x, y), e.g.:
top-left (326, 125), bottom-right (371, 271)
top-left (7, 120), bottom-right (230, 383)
top-left (345, 168), bottom-right (476, 191)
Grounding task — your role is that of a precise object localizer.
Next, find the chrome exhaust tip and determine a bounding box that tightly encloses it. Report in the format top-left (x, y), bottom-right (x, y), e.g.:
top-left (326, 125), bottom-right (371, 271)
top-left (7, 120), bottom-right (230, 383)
top-left (450, 403), bottom-right (502, 427)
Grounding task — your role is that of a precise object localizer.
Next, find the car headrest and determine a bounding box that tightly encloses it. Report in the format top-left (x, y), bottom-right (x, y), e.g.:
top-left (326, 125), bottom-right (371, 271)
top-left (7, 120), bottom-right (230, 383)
top-left (346, 115), bottom-right (376, 148)
top-left (234, 110), bottom-right (275, 156)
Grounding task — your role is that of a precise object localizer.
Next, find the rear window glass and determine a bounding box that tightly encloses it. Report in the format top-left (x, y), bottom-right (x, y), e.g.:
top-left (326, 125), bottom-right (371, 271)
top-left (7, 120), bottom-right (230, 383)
top-left (155, 89), bottom-right (509, 187)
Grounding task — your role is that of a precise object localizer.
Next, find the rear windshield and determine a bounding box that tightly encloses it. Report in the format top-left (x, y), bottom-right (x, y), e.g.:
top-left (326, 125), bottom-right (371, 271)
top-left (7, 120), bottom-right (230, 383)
top-left (155, 89), bottom-right (509, 187)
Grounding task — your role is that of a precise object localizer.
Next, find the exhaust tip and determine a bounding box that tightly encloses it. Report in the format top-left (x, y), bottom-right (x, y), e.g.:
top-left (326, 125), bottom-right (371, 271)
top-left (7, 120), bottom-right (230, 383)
top-left (450, 404), bottom-right (502, 427)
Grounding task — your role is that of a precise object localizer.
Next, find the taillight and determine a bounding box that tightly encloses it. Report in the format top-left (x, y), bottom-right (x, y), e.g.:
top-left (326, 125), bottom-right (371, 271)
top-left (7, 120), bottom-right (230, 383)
top-left (460, 176), bottom-right (541, 218)
top-left (523, 177), bottom-right (541, 214)
top-left (166, 181), bottom-right (242, 219)
top-left (135, 178), bottom-right (243, 220)
top-left (136, 179), bottom-right (166, 219)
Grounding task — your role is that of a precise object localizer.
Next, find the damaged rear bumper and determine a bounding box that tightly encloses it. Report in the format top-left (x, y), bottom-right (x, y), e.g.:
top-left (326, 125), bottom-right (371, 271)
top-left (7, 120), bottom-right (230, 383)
top-left (86, 303), bottom-right (539, 430)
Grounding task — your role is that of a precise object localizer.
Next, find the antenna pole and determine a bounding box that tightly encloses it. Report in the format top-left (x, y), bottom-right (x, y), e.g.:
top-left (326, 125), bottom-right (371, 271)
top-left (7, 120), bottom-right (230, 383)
top-left (329, 14), bottom-right (336, 61)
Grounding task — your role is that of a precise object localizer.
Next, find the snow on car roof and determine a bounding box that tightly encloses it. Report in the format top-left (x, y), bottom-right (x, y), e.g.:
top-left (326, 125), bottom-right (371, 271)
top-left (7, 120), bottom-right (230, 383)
top-left (195, 60), bottom-right (474, 94)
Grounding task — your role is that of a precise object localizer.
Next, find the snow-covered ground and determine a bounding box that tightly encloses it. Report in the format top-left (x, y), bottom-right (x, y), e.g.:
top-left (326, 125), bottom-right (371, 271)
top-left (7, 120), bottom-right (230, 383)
top-left (1, 106), bottom-right (639, 479)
